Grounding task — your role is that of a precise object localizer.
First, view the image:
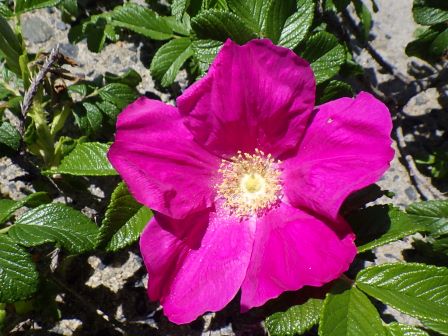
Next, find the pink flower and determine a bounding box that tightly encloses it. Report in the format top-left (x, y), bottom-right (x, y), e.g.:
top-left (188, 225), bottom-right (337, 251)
top-left (108, 39), bottom-right (393, 324)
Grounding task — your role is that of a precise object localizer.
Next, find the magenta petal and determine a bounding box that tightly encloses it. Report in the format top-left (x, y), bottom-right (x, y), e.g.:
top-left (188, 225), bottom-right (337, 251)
top-left (240, 203), bottom-right (356, 310)
top-left (140, 209), bottom-right (255, 324)
top-left (283, 92), bottom-right (394, 220)
top-left (177, 39), bottom-right (316, 158)
top-left (108, 97), bottom-right (220, 219)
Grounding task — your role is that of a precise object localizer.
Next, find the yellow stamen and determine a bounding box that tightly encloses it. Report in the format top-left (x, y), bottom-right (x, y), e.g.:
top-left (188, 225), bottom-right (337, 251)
top-left (216, 148), bottom-right (282, 219)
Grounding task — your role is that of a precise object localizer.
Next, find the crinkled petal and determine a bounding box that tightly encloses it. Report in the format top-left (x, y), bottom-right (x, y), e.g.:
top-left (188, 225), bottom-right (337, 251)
top-left (240, 203), bottom-right (356, 311)
top-left (283, 92), bottom-right (394, 220)
top-left (140, 209), bottom-right (255, 324)
top-left (108, 97), bottom-right (220, 219)
top-left (177, 39), bottom-right (316, 158)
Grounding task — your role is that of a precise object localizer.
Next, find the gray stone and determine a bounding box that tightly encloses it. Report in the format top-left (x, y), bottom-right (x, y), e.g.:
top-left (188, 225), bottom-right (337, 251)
top-left (56, 21), bottom-right (68, 31)
top-left (59, 43), bottom-right (79, 59)
top-left (21, 16), bottom-right (53, 43)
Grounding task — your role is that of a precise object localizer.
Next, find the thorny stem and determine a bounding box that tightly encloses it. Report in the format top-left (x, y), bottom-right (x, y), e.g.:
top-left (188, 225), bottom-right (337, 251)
top-left (19, 44), bottom-right (60, 137)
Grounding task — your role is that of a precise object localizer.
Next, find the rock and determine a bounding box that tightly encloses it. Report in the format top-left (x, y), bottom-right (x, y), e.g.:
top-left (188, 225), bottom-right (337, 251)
top-left (21, 16), bottom-right (53, 43)
top-left (59, 43), bottom-right (79, 59)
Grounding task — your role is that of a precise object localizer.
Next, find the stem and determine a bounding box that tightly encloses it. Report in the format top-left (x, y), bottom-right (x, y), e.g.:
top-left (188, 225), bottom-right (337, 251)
top-left (0, 226), bottom-right (11, 234)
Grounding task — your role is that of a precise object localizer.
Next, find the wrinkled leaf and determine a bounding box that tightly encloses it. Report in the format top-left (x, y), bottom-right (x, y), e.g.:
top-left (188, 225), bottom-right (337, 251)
top-left (172, 0), bottom-right (189, 19)
top-left (9, 203), bottom-right (98, 254)
top-left (413, 0), bottom-right (448, 26)
top-left (265, 0), bottom-right (295, 43)
top-left (192, 39), bottom-right (223, 73)
top-left (150, 37), bottom-right (193, 86)
top-left (227, 0), bottom-right (271, 33)
top-left (51, 142), bottom-right (117, 176)
top-left (0, 192), bottom-right (49, 224)
top-left (278, 0), bottom-right (315, 49)
top-left (0, 235), bottom-right (39, 303)
top-left (316, 79), bottom-right (353, 104)
top-left (406, 24), bottom-right (447, 62)
top-left (105, 69), bottom-right (142, 87)
top-left (0, 122), bottom-right (20, 150)
top-left (385, 322), bottom-right (429, 336)
top-left (15, 0), bottom-right (61, 14)
top-left (406, 200), bottom-right (448, 237)
top-left (265, 298), bottom-right (322, 336)
top-left (98, 83), bottom-right (138, 109)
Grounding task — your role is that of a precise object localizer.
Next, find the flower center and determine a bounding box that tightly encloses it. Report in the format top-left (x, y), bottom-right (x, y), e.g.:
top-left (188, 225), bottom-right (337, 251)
top-left (216, 149), bottom-right (282, 219)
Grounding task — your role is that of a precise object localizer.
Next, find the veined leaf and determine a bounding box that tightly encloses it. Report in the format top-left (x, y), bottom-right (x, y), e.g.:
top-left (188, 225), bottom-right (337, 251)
top-left (51, 142), bottom-right (117, 176)
top-left (0, 16), bottom-right (22, 74)
top-left (298, 31), bottom-right (346, 84)
top-left (413, 0), bottom-right (448, 26)
top-left (112, 3), bottom-right (173, 40)
top-left (278, 0), bottom-right (315, 49)
top-left (191, 9), bottom-right (257, 44)
top-left (0, 235), bottom-right (38, 303)
top-left (98, 83), bottom-right (138, 109)
top-left (265, 0), bottom-right (295, 43)
top-left (316, 80), bottom-right (353, 105)
top-left (265, 298), bottom-right (322, 336)
top-left (105, 69), bottom-right (142, 88)
top-left (0, 122), bottom-right (20, 150)
top-left (420, 318), bottom-right (448, 335)
top-left (356, 263), bottom-right (448, 325)
top-left (15, 0), bottom-right (61, 14)
top-left (347, 205), bottom-right (427, 253)
top-left (150, 38), bottom-right (193, 87)
top-left (172, 0), bottom-right (189, 19)
top-left (406, 24), bottom-right (447, 62)
top-left (192, 39), bottom-right (223, 74)
top-left (319, 284), bottom-right (385, 336)
top-left (9, 203), bottom-right (99, 254)
top-left (385, 322), bottom-right (429, 336)
top-left (0, 192), bottom-right (49, 224)
top-left (227, 0), bottom-right (271, 33)
top-left (406, 200), bottom-right (448, 237)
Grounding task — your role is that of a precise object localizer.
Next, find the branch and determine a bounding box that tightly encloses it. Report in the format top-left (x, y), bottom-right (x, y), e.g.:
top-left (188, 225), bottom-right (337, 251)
top-left (19, 44), bottom-right (60, 136)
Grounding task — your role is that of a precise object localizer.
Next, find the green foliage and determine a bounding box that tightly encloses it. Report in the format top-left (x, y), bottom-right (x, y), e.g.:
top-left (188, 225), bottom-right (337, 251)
top-left (0, 235), bottom-right (39, 303)
top-left (14, 0), bottom-right (61, 14)
top-left (406, 200), bottom-right (448, 236)
top-left (278, 0), bottom-right (315, 49)
top-left (319, 284), bottom-right (385, 336)
top-left (265, 298), bottom-right (322, 336)
top-left (413, 0), bottom-right (448, 25)
top-left (385, 323), bottom-right (429, 336)
top-left (0, 16), bottom-right (22, 74)
top-left (0, 122), bottom-right (20, 150)
top-left (356, 263), bottom-right (448, 330)
top-left (227, 0), bottom-right (270, 33)
top-left (97, 183), bottom-right (152, 252)
top-left (0, 192), bottom-right (49, 224)
top-left (316, 80), bottom-right (353, 104)
top-left (9, 203), bottom-right (99, 254)
top-left (50, 142), bottom-right (117, 176)
top-left (97, 83), bottom-right (138, 110)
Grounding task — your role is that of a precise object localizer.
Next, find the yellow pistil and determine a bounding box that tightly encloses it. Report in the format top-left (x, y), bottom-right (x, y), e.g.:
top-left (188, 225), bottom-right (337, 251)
top-left (216, 148), bottom-right (282, 219)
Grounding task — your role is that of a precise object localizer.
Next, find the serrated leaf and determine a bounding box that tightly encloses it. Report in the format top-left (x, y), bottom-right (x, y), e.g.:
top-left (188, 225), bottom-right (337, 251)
top-left (356, 263), bottom-right (448, 325)
top-left (82, 102), bottom-right (103, 134)
top-left (347, 205), bottom-right (427, 253)
top-left (192, 39), bottom-right (223, 73)
top-left (420, 318), bottom-right (448, 335)
top-left (227, 0), bottom-right (271, 33)
top-left (0, 3), bottom-right (13, 18)
top-left (52, 142), bottom-right (117, 176)
top-left (278, 0), bottom-right (314, 49)
top-left (96, 182), bottom-right (140, 248)
top-left (0, 235), bottom-right (39, 303)
top-left (265, 298), bottom-right (322, 336)
top-left (105, 69), bottom-right (142, 87)
top-left (406, 24), bottom-right (447, 62)
top-left (0, 122), bottom-right (20, 150)
top-left (413, 0), bottom-right (448, 26)
top-left (9, 203), bottom-right (98, 254)
top-left (0, 16), bottom-right (22, 74)
top-left (319, 284), bottom-right (385, 336)
top-left (265, 0), bottom-right (295, 43)
top-left (112, 3), bottom-right (173, 40)
top-left (150, 38), bottom-right (193, 87)
top-left (316, 80), bottom-right (353, 104)
top-left (385, 322), bottom-right (429, 336)
top-left (298, 31), bottom-right (345, 84)
top-left (172, 0), bottom-right (190, 19)
top-left (15, 0), bottom-right (61, 14)
top-left (106, 206), bottom-right (152, 252)
top-left (0, 192), bottom-right (49, 224)
top-left (406, 200), bottom-right (448, 237)
top-left (98, 83), bottom-right (138, 109)
top-left (96, 100), bottom-right (120, 121)
top-left (191, 9), bottom-right (257, 44)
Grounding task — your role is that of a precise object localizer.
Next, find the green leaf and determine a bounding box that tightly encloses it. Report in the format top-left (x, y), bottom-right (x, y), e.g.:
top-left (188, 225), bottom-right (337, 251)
top-left (0, 3), bottom-right (13, 17)
top-left (265, 0), bottom-right (295, 43)
top-left (406, 200), bottom-right (448, 237)
top-left (150, 38), bottom-right (193, 87)
top-left (420, 318), bottom-right (448, 335)
top-left (430, 28), bottom-right (448, 56)
top-left (191, 9), bottom-right (257, 44)
top-left (265, 298), bottom-right (322, 336)
top-left (0, 122), bottom-right (20, 150)
top-left (353, 0), bottom-right (372, 41)
top-left (0, 235), bottom-right (39, 303)
top-left (406, 24), bottom-right (447, 62)
top-left (413, 0), bottom-right (448, 26)
top-left (112, 3), bottom-right (173, 40)
top-left (298, 32), bottom-right (346, 84)
top-left (319, 284), bottom-right (385, 336)
top-left (356, 263), bottom-right (448, 325)
top-left (347, 205), bottom-right (427, 253)
top-left (96, 100), bottom-right (120, 121)
top-left (98, 83), bottom-right (138, 109)
top-left (0, 16), bottom-right (22, 74)
top-left (85, 18), bottom-right (108, 53)
top-left (172, 0), bottom-right (190, 19)
top-left (81, 102), bottom-right (103, 134)
top-left (385, 322), bottom-right (429, 336)
top-left (105, 69), bottom-right (142, 88)
top-left (51, 142), bottom-right (117, 176)
top-left (96, 182), bottom-right (144, 248)
top-left (278, 0), bottom-right (315, 49)
top-left (227, 0), bottom-right (271, 33)
top-left (316, 79), bottom-right (353, 104)
top-left (0, 192), bottom-right (49, 224)
top-left (192, 39), bottom-right (223, 73)
top-left (9, 203), bottom-right (98, 254)
top-left (106, 206), bottom-right (151, 252)
top-left (15, 0), bottom-right (61, 14)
